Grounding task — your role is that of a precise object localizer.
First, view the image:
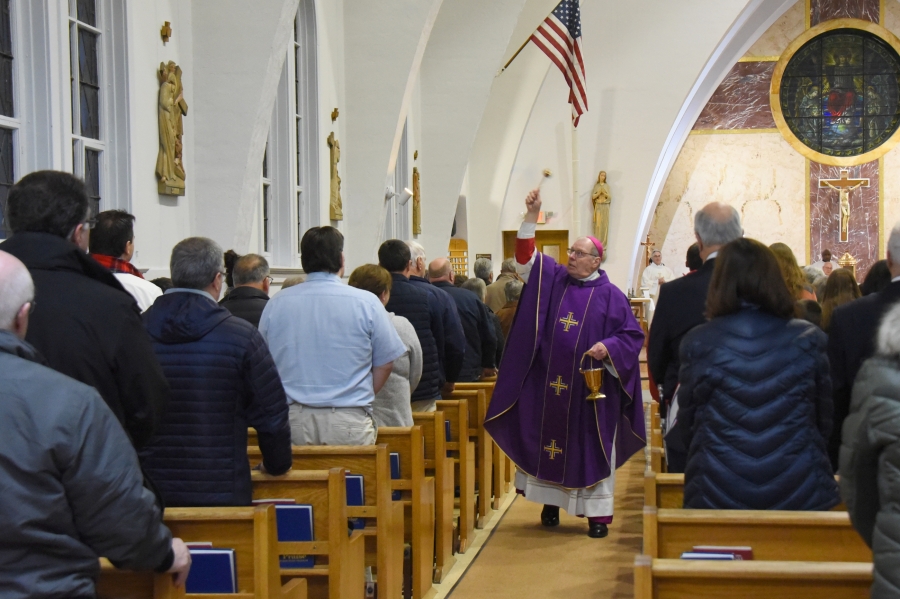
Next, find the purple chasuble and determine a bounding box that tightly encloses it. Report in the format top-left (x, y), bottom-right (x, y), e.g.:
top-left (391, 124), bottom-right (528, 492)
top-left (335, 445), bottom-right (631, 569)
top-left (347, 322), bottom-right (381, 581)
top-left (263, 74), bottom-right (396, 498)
top-left (485, 252), bottom-right (646, 488)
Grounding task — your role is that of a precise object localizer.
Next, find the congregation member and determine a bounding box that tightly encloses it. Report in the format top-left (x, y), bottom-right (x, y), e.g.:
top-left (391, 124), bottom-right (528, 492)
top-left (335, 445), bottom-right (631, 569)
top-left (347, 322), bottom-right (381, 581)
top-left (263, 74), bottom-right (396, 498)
top-left (223, 249), bottom-right (240, 296)
top-left (797, 299), bottom-right (823, 328)
top-left (828, 224), bottom-right (900, 471)
top-left (428, 257), bottom-right (498, 381)
top-left (454, 273), bottom-right (469, 287)
top-left (496, 279), bottom-right (523, 340)
top-left (473, 256), bottom-right (493, 286)
top-left (673, 238), bottom-right (839, 510)
top-left (151, 277), bottom-right (174, 291)
top-left (861, 259), bottom-right (891, 296)
top-left (485, 258), bottom-right (520, 313)
top-left (820, 268), bottom-right (861, 332)
top-left (770, 242), bottom-right (816, 301)
top-left (647, 202), bottom-right (742, 432)
top-left (89, 210), bottom-right (162, 311)
top-left (261, 227), bottom-right (405, 445)
top-left (840, 302), bottom-right (900, 598)
top-left (379, 239), bottom-right (443, 411)
top-left (0, 170), bottom-right (169, 449)
top-left (406, 240), bottom-right (466, 394)
top-left (280, 274), bottom-right (306, 290)
top-left (685, 243), bottom-right (702, 273)
top-left (219, 253), bottom-right (272, 327)
top-left (0, 250), bottom-right (191, 598)
top-left (349, 264), bottom-right (423, 427)
top-left (640, 249), bottom-right (674, 299)
top-left (140, 238), bottom-right (292, 506)
top-left (485, 189), bottom-right (645, 539)
top-left (461, 277), bottom-right (504, 367)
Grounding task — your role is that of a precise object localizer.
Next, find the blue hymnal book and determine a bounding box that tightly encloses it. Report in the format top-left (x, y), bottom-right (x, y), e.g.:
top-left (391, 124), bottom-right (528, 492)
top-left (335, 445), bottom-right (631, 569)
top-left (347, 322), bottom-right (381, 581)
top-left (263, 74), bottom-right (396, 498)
top-left (185, 549), bottom-right (236, 593)
top-left (346, 474), bottom-right (366, 530)
top-left (390, 452), bottom-right (401, 500)
top-left (445, 420), bottom-right (452, 457)
top-left (275, 504), bottom-right (315, 569)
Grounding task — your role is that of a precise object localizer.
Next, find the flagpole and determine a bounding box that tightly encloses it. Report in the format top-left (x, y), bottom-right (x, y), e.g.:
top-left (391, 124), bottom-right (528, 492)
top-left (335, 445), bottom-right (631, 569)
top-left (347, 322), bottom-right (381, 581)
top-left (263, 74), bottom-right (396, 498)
top-left (572, 120), bottom-right (580, 245)
top-left (498, 35), bottom-right (532, 74)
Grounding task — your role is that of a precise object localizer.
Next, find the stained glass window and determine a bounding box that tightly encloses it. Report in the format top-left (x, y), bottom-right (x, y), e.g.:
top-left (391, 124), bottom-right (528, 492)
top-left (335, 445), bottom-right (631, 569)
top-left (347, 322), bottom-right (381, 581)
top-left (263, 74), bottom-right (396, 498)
top-left (0, 0), bottom-right (14, 118)
top-left (0, 128), bottom-right (13, 239)
top-left (780, 28), bottom-right (900, 157)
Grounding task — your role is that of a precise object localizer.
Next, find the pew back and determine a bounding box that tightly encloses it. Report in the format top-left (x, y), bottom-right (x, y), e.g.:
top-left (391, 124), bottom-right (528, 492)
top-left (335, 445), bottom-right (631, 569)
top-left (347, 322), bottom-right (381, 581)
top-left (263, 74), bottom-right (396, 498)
top-left (436, 399), bottom-right (475, 553)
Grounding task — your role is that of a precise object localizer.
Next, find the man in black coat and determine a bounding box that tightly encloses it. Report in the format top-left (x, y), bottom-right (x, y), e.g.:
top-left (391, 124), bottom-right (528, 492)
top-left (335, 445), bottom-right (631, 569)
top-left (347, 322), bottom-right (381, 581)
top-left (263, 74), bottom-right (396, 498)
top-left (428, 257), bottom-right (497, 382)
top-left (379, 239), bottom-right (443, 411)
top-left (0, 170), bottom-right (169, 449)
top-left (141, 237), bottom-right (292, 507)
top-left (219, 253), bottom-right (271, 328)
top-left (827, 228), bottom-right (900, 471)
top-left (647, 202), bottom-right (743, 473)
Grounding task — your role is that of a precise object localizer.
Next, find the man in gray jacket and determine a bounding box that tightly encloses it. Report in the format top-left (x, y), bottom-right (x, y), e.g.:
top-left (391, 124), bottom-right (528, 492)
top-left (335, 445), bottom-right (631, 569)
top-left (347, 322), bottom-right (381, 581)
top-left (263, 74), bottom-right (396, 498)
top-left (0, 250), bottom-right (191, 599)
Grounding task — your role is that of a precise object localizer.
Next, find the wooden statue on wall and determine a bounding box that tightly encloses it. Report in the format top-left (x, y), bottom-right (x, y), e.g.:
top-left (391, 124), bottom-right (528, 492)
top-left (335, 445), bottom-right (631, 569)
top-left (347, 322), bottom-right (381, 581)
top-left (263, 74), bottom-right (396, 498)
top-left (156, 61), bottom-right (188, 196)
top-left (412, 166), bottom-right (422, 235)
top-left (327, 131), bottom-right (343, 220)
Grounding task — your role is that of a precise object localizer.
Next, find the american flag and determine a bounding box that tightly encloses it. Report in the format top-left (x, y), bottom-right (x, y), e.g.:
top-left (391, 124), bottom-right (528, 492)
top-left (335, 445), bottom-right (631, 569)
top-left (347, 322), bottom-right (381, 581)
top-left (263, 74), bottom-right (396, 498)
top-left (530, 0), bottom-right (587, 126)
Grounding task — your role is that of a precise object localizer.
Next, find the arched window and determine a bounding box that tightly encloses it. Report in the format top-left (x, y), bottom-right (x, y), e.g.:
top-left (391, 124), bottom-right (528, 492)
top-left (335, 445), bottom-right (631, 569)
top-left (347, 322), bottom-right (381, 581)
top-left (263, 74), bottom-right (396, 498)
top-left (383, 120), bottom-right (410, 241)
top-left (258, 0), bottom-right (317, 267)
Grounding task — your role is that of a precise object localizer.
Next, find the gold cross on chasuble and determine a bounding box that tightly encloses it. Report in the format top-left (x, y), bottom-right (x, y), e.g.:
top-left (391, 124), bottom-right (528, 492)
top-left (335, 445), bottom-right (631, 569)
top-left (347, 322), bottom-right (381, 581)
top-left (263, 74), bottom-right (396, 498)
top-left (550, 375), bottom-right (568, 396)
top-left (559, 312), bottom-right (579, 332)
top-left (544, 440), bottom-right (562, 460)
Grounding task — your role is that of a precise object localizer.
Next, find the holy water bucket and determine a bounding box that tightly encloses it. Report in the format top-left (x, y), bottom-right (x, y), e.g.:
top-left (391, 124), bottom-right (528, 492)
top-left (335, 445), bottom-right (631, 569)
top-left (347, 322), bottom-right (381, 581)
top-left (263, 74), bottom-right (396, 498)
top-left (579, 352), bottom-right (606, 401)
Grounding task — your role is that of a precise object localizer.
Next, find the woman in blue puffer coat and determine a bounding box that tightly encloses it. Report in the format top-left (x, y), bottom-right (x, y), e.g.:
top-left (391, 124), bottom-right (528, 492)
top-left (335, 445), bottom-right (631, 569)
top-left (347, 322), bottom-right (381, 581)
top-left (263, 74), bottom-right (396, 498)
top-left (675, 237), bottom-right (840, 510)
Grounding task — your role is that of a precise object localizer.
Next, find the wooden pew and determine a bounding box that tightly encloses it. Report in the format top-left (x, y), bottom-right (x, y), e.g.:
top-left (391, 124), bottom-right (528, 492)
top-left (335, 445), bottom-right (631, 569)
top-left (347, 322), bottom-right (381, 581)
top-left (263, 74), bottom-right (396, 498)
top-left (442, 389), bottom-right (492, 527)
top-left (412, 411), bottom-right (456, 583)
top-left (634, 555), bottom-right (872, 599)
top-left (643, 506), bottom-right (872, 562)
top-left (252, 468), bottom-right (365, 599)
top-left (248, 446), bottom-right (403, 599)
top-left (97, 506), bottom-right (307, 599)
top-left (454, 382), bottom-right (509, 507)
top-left (377, 426), bottom-right (437, 599)
top-left (435, 399), bottom-right (475, 554)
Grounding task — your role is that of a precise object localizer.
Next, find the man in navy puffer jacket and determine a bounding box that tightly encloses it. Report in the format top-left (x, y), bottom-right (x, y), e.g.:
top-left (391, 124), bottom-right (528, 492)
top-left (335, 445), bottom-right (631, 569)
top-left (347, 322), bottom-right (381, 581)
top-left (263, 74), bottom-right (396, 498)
top-left (140, 237), bottom-right (292, 507)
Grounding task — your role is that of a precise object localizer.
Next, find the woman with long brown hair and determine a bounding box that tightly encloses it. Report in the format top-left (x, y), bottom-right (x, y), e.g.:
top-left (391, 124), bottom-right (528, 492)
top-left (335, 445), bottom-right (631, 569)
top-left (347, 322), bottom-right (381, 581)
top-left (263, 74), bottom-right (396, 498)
top-left (821, 269), bottom-right (861, 331)
top-left (671, 238), bottom-right (839, 510)
top-left (770, 242), bottom-right (816, 301)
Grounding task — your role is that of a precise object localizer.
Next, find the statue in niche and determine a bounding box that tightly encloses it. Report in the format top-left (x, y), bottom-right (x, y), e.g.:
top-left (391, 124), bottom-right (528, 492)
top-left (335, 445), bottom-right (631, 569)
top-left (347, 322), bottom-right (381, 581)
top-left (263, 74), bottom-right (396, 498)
top-left (412, 166), bottom-right (421, 235)
top-left (327, 132), bottom-right (343, 221)
top-left (591, 170), bottom-right (611, 250)
top-left (156, 61), bottom-right (188, 196)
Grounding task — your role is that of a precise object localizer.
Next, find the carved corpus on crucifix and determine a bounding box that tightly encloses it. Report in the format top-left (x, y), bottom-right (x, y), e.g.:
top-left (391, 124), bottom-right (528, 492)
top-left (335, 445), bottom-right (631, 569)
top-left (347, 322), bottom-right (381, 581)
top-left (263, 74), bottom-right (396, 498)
top-left (819, 169), bottom-right (869, 243)
top-left (640, 234), bottom-right (654, 266)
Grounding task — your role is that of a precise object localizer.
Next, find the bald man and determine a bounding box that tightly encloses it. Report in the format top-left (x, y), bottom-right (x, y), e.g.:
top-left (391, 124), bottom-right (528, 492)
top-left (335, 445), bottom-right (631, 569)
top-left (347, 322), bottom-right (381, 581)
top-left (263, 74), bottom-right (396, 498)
top-left (647, 202), bottom-right (743, 472)
top-left (0, 251), bottom-right (191, 599)
top-left (483, 189), bottom-right (645, 539)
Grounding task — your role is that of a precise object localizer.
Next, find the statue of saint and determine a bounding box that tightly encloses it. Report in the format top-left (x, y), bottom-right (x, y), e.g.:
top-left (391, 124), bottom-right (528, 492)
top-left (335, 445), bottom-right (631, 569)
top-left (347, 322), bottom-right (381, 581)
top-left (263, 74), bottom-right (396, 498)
top-left (412, 166), bottom-right (421, 235)
top-left (822, 179), bottom-right (863, 242)
top-left (327, 132), bottom-right (343, 221)
top-left (156, 61), bottom-right (187, 195)
top-left (591, 171), bottom-right (611, 249)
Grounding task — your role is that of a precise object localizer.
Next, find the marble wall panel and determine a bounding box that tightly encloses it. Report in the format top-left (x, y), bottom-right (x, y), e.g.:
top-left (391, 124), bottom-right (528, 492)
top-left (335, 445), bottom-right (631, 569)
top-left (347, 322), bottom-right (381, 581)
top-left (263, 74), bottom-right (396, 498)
top-left (745, 0), bottom-right (806, 58)
top-left (884, 147), bottom-right (900, 238)
top-left (809, 161), bottom-right (879, 278)
top-left (651, 133), bottom-right (807, 276)
top-left (693, 62), bottom-right (776, 130)
top-left (810, 0), bottom-right (880, 26)
top-left (885, 0), bottom-right (900, 35)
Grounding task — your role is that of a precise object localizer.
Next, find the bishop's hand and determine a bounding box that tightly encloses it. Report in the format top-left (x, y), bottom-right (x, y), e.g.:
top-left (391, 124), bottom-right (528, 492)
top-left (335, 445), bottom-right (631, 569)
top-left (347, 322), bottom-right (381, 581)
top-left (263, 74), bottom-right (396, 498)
top-left (524, 189), bottom-right (542, 223)
top-left (586, 342), bottom-right (609, 361)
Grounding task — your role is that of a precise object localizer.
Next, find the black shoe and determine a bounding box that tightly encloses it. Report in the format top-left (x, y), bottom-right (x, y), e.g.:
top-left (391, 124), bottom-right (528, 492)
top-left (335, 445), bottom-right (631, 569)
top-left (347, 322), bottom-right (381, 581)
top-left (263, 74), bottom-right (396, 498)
top-left (540, 505), bottom-right (560, 527)
top-left (588, 522), bottom-right (608, 538)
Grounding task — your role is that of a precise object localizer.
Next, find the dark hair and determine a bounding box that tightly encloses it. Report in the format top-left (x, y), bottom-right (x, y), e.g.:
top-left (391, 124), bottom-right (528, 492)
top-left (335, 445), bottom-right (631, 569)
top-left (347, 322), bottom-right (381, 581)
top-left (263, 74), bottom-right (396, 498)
top-left (821, 268), bottom-right (861, 330)
top-left (861, 259), bottom-right (891, 296)
top-left (348, 264), bottom-right (393, 297)
top-left (378, 239), bottom-right (412, 273)
top-left (300, 226), bottom-right (343, 274)
top-left (89, 210), bottom-right (135, 257)
top-left (454, 274), bottom-right (468, 287)
top-left (685, 243), bottom-right (702, 271)
top-left (6, 170), bottom-right (90, 238)
top-left (797, 299), bottom-right (822, 328)
top-left (223, 249), bottom-right (241, 288)
top-left (151, 277), bottom-right (174, 291)
top-left (706, 238), bottom-right (796, 320)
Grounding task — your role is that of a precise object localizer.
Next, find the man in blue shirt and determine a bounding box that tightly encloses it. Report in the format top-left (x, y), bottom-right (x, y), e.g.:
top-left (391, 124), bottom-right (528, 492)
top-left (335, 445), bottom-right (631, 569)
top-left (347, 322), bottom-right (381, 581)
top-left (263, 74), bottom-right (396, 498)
top-left (260, 227), bottom-right (406, 445)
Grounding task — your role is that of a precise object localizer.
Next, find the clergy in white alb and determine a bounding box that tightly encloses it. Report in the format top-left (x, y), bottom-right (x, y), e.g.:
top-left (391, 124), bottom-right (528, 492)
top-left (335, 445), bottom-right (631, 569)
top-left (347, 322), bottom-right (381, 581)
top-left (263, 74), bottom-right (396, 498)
top-left (640, 250), bottom-right (675, 300)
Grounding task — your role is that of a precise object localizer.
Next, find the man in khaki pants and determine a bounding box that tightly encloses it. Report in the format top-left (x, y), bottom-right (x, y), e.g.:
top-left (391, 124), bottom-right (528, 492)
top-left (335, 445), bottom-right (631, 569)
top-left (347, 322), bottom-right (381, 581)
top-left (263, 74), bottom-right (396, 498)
top-left (260, 226), bottom-right (406, 445)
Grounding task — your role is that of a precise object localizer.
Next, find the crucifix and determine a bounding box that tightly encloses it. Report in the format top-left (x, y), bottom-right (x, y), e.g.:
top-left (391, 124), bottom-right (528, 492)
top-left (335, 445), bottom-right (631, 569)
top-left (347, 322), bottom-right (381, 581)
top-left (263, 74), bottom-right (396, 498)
top-left (640, 234), bottom-right (654, 266)
top-left (818, 169), bottom-right (869, 243)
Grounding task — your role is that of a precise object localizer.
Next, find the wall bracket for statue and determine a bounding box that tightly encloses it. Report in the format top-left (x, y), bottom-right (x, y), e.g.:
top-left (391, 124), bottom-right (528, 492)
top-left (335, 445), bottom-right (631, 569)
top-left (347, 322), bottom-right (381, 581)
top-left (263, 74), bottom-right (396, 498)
top-left (156, 61), bottom-right (188, 196)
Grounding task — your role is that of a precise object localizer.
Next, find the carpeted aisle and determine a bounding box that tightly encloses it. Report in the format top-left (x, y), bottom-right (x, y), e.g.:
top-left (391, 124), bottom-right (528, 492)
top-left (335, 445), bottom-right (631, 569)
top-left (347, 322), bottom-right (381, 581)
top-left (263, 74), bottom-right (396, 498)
top-left (447, 455), bottom-right (645, 599)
